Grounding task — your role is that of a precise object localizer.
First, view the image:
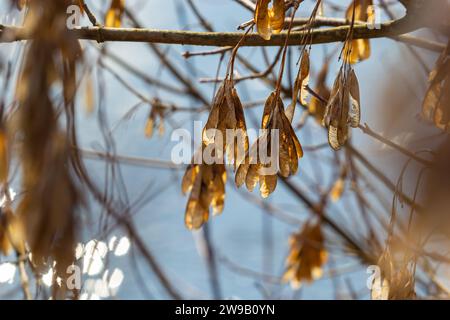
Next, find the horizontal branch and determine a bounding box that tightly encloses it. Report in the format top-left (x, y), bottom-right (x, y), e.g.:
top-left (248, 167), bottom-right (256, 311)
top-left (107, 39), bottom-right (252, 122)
top-left (0, 16), bottom-right (427, 48)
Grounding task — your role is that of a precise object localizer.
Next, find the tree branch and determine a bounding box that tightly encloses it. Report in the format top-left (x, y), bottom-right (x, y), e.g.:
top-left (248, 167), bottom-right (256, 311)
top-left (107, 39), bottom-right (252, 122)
top-left (0, 16), bottom-right (425, 47)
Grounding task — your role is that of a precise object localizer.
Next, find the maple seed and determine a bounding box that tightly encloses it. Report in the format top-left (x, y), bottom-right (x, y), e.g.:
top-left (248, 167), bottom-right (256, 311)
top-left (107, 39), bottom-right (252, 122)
top-left (324, 66), bottom-right (361, 150)
top-left (182, 158), bottom-right (226, 230)
top-left (145, 99), bottom-right (166, 139)
top-left (181, 79), bottom-right (248, 229)
top-left (236, 92), bottom-right (303, 198)
top-left (283, 222), bottom-right (328, 288)
top-left (343, 0), bottom-right (374, 64)
top-left (287, 50), bottom-right (310, 122)
top-left (202, 80), bottom-right (249, 169)
top-left (255, 0), bottom-right (286, 40)
top-left (373, 250), bottom-right (416, 300)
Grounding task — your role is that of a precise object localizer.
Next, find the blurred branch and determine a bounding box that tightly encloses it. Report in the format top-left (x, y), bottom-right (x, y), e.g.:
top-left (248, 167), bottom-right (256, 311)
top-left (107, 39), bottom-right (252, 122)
top-left (101, 48), bottom-right (188, 96)
top-left (280, 177), bottom-right (376, 265)
top-left (99, 60), bottom-right (203, 112)
top-left (358, 123), bottom-right (434, 167)
top-left (391, 35), bottom-right (446, 52)
top-left (347, 145), bottom-right (424, 213)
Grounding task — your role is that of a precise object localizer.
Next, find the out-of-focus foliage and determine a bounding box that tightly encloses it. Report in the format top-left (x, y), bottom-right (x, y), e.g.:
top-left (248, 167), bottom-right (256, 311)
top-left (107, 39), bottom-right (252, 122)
top-left (283, 222), bottom-right (327, 288)
top-left (422, 41), bottom-right (450, 132)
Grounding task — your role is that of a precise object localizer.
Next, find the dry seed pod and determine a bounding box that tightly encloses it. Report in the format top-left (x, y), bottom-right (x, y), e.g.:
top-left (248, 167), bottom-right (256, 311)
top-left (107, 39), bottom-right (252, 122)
top-left (296, 50), bottom-right (311, 107)
top-left (83, 71), bottom-right (95, 114)
top-left (324, 67), bottom-right (361, 150)
top-left (269, 0), bottom-right (285, 34)
top-left (283, 222), bottom-right (328, 288)
top-left (203, 80), bottom-right (248, 169)
top-left (422, 42), bottom-right (450, 132)
top-left (235, 133), bottom-right (278, 198)
top-left (330, 158), bottom-right (347, 204)
top-left (255, 0), bottom-right (285, 40)
top-left (105, 0), bottom-right (125, 28)
top-left (145, 100), bottom-right (165, 139)
top-left (348, 68), bottom-right (361, 128)
top-left (0, 207), bottom-right (25, 256)
top-left (370, 250), bottom-right (392, 300)
top-left (13, 1), bottom-right (83, 293)
top-left (330, 179), bottom-right (345, 202)
top-left (236, 92), bottom-right (303, 198)
top-left (387, 265), bottom-right (416, 300)
top-left (182, 149), bottom-right (226, 230)
top-left (324, 72), bottom-right (346, 149)
top-left (343, 0), bottom-right (374, 64)
top-left (309, 61), bottom-right (330, 124)
top-left (181, 79), bottom-right (248, 229)
top-left (286, 50), bottom-right (310, 122)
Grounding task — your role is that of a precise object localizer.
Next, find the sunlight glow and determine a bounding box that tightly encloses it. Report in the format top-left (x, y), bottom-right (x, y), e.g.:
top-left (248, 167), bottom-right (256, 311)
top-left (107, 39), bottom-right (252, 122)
top-left (0, 263), bottom-right (16, 284)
